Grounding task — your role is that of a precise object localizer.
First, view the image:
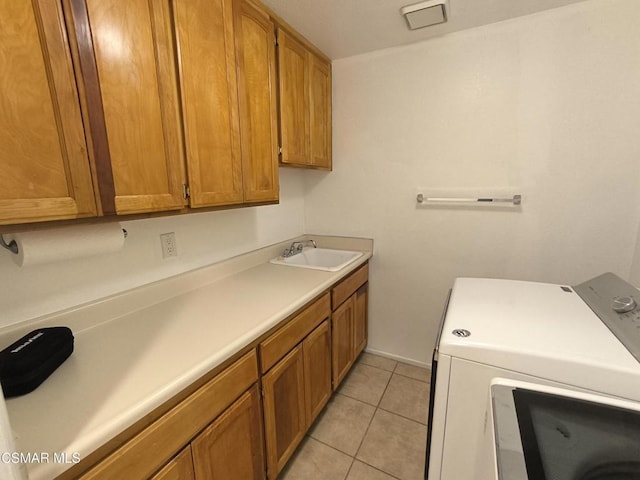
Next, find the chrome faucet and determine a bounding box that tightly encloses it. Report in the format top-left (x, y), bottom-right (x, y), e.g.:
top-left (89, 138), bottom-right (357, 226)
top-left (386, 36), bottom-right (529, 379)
top-left (282, 239), bottom-right (317, 258)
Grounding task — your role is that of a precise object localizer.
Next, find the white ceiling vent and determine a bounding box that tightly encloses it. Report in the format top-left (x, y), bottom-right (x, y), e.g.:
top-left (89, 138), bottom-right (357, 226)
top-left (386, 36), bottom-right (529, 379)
top-left (401, 0), bottom-right (449, 30)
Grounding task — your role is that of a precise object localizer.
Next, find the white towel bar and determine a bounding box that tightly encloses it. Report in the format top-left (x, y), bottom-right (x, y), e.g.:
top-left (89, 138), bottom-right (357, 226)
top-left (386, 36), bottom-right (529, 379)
top-left (416, 194), bottom-right (522, 205)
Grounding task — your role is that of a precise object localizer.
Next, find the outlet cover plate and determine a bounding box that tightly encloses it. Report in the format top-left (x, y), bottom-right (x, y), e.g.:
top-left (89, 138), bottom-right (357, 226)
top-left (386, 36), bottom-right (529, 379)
top-left (160, 232), bottom-right (178, 259)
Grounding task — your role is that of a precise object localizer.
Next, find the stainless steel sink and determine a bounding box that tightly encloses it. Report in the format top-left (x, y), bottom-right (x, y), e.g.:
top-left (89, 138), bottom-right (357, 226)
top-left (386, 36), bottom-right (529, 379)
top-left (270, 248), bottom-right (363, 272)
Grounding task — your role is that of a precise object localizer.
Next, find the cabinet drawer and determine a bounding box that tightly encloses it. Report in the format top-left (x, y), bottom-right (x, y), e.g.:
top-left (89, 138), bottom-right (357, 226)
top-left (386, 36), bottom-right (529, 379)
top-left (260, 293), bottom-right (330, 373)
top-left (331, 263), bottom-right (368, 309)
top-left (80, 350), bottom-right (258, 480)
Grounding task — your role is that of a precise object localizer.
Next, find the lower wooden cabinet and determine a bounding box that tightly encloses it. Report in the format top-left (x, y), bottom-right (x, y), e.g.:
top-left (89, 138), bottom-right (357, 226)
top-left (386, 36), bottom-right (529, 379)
top-left (354, 284), bottom-right (368, 360)
top-left (303, 320), bottom-right (332, 423)
top-left (192, 385), bottom-right (265, 480)
top-left (78, 351), bottom-right (260, 480)
top-left (152, 387), bottom-right (265, 480)
top-left (331, 264), bottom-right (369, 389)
top-left (332, 297), bottom-right (355, 388)
top-left (262, 345), bottom-right (306, 478)
top-left (261, 318), bottom-right (332, 479)
top-left (151, 446), bottom-right (195, 480)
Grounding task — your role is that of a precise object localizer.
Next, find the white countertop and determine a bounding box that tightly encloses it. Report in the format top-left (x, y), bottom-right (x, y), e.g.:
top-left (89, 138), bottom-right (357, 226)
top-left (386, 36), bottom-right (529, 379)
top-left (0, 235), bottom-right (372, 480)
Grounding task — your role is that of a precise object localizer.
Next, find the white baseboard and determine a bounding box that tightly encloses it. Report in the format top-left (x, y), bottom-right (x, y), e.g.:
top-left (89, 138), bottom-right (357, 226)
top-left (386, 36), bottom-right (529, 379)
top-left (364, 347), bottom-right (432, 370)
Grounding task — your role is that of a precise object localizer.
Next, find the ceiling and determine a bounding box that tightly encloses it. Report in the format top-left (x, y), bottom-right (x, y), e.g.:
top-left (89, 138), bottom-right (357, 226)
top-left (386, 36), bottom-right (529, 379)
top-left (261, 0), bottom-right (591, 59)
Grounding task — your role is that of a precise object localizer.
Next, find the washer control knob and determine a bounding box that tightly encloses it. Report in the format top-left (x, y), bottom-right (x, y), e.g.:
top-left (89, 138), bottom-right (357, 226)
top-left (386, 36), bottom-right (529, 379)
top-left (612, 296), bottom-right (636, 313)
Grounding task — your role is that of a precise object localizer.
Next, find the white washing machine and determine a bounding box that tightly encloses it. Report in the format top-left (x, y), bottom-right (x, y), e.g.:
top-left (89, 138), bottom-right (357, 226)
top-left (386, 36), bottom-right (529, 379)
top-left (426, 273), bottom-right (640, 480)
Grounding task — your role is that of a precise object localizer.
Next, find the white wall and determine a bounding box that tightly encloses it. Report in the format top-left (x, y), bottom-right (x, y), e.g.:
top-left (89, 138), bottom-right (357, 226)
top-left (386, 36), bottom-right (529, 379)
top-left (305, 0), bottom-right (640, 364)
top-left (0, 169), bottom-right (306, 327)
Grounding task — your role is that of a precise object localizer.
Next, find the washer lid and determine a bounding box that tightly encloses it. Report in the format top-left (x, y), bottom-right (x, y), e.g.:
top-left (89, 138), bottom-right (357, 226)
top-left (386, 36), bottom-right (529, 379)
top-left (440, 277), bottom-right (640, 401)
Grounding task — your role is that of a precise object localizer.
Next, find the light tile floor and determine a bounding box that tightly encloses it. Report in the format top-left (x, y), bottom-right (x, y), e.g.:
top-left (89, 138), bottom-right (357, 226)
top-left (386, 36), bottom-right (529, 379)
top-left (280, 353), bottom-right (430, 480)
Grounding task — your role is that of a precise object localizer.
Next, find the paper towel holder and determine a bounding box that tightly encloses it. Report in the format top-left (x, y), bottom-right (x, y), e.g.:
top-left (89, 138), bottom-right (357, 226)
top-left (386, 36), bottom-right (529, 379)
top-left (0, 235), bottom-right (18, 254)
top-left (0, 228), bottom-right (128, 256)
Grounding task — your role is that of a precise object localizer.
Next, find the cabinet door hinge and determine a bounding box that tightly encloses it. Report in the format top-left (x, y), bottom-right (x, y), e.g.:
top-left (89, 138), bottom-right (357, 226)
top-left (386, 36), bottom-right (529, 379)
top-left (182, 184), bottom-right (190, 199)
top-left (278, 146), bottom-right (283, 156)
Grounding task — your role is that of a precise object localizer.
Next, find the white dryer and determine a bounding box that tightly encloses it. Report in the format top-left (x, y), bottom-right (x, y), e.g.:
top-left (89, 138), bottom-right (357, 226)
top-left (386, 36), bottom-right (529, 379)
top-left (426, 273), bottom-right (640, 480)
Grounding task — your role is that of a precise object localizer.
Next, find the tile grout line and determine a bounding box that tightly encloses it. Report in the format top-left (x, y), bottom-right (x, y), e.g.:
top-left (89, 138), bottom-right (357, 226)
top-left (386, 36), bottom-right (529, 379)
top-left (377, 405), bottom-right (428, 426)
top-left (377, 369), bottom-right (431, 426)
top-left (392, 371), bottom-right (430, 383)
top-left (286, 356), bottom-right (430, 479)
top-left (348, 361), bottom-right (398, 477)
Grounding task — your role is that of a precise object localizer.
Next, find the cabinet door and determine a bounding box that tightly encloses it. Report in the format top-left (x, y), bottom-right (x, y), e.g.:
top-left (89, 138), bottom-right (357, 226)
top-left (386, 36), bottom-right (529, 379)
top-left (84, 0), bottom-right (186, 214)
top-left (332, 296), bottom-right (355, 389)
top-left (174, 0), bottom-right (244, 207)
top-left (192, 385), bottom-right (265, 480)
top-left (354, 284), bottom-right (368, 358)
top-left (235, 0), bottom-right (279, 203)
top-left (277, 28), bottom-right (309, 166)
top-left (0, 0), bottom-right (96, 225)
top-left (151, 446), bottom-right (195, 480)
top-left (303, 320), bottom-right (332, 425)
top-left (262, 345), bottom-right (306, 480)
top-left (308, 54), bottom-right (332, 170)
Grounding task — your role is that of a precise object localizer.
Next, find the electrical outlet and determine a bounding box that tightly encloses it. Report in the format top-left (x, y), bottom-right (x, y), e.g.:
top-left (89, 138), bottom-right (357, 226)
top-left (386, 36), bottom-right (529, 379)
top-left (160, 232), bottom-right (178, 259)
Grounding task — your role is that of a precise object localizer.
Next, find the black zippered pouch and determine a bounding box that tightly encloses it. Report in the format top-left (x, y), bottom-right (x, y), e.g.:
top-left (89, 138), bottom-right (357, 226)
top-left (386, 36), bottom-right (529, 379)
top-left (0, 327), bottom-right (74, 398)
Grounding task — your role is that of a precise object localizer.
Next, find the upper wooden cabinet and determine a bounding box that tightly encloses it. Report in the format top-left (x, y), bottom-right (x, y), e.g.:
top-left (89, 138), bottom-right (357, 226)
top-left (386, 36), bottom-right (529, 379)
top-left (1, 0), bottom-right (333, 226)
top-left (277, 30), bottom-right (309, 167)
top-left (277, 28), bottom-right (332, 170)
top-left (0, 0), bottom-right (97, 226)
top-left (309, 54), bottom-right (332, 169)
top-left (81, 0), bottom-right (187, 215)
top-left (234, 0), bottom-right (280, 203)
top-left (72, 0), bottom-right (279, 215)
top-left (173, 0), bottom-right (243, 208)
top-left (173, 0), bottom-right (279, 207)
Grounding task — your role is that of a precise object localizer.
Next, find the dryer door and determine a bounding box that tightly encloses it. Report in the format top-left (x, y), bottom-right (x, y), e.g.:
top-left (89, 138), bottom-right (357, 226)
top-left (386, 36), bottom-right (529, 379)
top-left (491, 379), bottom-right (640, 480)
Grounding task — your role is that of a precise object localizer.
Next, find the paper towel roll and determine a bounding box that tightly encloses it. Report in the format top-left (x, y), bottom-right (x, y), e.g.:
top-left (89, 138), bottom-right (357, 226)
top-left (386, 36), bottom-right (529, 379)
top-left (4, 223), bottom-right (125, 267)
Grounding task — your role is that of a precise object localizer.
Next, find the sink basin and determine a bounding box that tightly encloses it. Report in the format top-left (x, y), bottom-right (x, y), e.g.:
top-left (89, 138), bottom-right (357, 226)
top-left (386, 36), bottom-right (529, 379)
top-left (270, 248), bottom-right (363, 272)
